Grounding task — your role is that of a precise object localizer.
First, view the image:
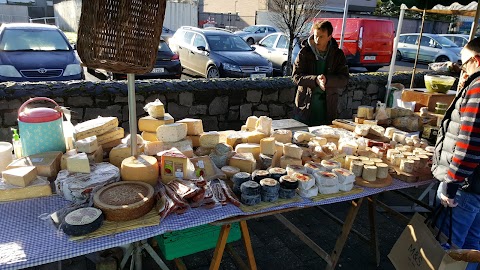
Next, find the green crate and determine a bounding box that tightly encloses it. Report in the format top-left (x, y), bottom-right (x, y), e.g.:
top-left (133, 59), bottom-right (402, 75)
top-left (155, 222), bottom-right (242, 260)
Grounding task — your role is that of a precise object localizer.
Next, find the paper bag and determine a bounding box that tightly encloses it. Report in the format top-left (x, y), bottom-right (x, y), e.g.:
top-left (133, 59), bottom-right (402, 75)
top-left (388, 213), bottom-right (467, 270)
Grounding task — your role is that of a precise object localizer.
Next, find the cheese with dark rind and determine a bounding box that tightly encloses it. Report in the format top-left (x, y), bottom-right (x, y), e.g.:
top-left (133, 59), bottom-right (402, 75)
top-left (278, 187), bottom-right (296, 199)
top-left (252, 169), bottom-right (270, 183)
top-left (240, 180), bottom-right (261, 196)
top-left (258, 153), bottom-right (273, 170)
top-left (93, 181), bottom-right (155, 221)
top-left (232, 172), bottom-right (251, 195)
top-left (268, 167), bottom-right (287, 180)
top-left (261, 192), bottom-right (279, 202)
top-left (241, 193), bottom-right (261, 206)
top-left (279, 175), bottom-right (299, 189)
top-left (61, 207), bottom-right (104, 236)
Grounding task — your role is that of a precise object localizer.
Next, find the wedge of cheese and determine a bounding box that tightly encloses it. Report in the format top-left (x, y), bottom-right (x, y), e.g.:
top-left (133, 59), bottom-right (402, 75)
top-left (2, 166), bottom-right (37, 187)
top-left (156, 123), bottom-right (188, 143)
top-left (75, 135), bottom-right (98, 153)
top-left (138, 114), bottom-right (174, 133)
top-left (67, 153), bottom-right (91, 174)
top-left (144, 99), bottom-right (165, 118)
top-left (229, 153), bottom-right (257, 173)
top-left (159, 149), bottom-right (190, 184)
top-left (200, 131), bottom-right (221, 148)
top-left (177, 118), bottom-right (204, 135)
top-left (74, 117), bottom-right (119, 141)
top-left (141, 131), bottom-right (158, 142)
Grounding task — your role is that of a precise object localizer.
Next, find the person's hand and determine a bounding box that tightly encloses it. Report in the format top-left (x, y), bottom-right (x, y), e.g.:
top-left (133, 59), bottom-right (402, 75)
top-left (437, 181), bottom-right (458, 208)
top-left (316, 75), bottom-right (326, 91)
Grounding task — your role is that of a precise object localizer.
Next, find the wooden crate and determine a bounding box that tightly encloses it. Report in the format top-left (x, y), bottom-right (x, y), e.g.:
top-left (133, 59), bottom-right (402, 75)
top-left (401, 89), bottom-right (455, 112)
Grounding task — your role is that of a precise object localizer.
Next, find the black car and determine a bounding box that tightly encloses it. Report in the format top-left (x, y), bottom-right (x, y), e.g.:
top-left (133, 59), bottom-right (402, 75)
top-left (169, 26), bottom-right (273, 79)
top-left (91, 39), bottom-right (182, 80)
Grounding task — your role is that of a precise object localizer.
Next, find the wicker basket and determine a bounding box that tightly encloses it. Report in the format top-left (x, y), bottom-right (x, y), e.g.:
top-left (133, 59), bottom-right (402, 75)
top-left (77, 0), bottom-right (167, 74)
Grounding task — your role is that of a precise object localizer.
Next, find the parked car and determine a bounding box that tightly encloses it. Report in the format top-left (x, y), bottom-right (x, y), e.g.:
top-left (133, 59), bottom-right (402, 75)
top-left (253, 32), bottom-right (304, 76)
top-left (397, 33), bottom-right (461, 64)
top-left (169, 26), bottom-right (273, 79)
top-left (439, 34), bottom-right (470, 47)
top-left (0, 23), bottom-right (84, 82)
top-left (234, 25), bottom-right (280, 45)
top-left (307, 18), bottom-right (395, 72)
top-left (91, 38), bottom-right (182, 80)
top-left (161, 26), bottom-right (175, 43)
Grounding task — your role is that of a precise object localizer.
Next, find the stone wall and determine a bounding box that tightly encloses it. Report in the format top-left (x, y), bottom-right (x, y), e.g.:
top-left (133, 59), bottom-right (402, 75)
top-left (0, 71), bottom-right (427, 142)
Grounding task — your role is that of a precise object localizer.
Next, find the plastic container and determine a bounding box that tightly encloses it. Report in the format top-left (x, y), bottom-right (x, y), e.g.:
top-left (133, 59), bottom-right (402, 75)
top-left (154, 223), bottom-right (241, 260)
top-left (0, 142), bottom-right (13, 172)
top-left (424, 75), bottom-right (456, 93)
top-left (18, 97), bottom-right (66, 156)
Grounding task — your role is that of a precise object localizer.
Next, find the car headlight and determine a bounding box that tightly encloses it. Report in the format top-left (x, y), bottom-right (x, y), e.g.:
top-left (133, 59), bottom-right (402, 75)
top-left (64, 64), bottom-right (82, 76)
top-left (223, 63), bottom-right (242, 72)
top-left (0, 65), bottom-right (21, 77)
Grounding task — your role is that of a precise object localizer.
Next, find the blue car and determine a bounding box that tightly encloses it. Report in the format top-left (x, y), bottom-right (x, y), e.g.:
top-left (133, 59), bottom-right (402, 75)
top-left (0, 23), bottom-right (84, 82)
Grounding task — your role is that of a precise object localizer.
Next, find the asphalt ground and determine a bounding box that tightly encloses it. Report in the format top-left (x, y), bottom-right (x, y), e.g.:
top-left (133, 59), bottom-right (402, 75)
top-left (26, 184), bottom-right (436, 270)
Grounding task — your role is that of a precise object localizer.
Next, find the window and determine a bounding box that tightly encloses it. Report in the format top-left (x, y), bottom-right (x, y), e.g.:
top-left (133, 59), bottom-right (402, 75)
top-left (404, 35), bottom-right (417, 45)
top-left (259, 35), bottom-right (276, 48)
top-left (183, 31), bottom-right (194, 45)
top-left (193, 34), bottom-right (206, 48)
top-left (268, 27), bottom-right (276, 33)
top-left (0, 29), bottom-right (70, 51)
top-left (398, 35), bottom-right (406, 43)
top-left (276, 35), bottom-right (288, 49)
top-left (420, 37), bottom-right (431, 47)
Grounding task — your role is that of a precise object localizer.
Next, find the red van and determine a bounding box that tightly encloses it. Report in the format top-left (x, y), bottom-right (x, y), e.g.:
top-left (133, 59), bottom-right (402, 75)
top-left (310, 18), bottom-right (394, 72)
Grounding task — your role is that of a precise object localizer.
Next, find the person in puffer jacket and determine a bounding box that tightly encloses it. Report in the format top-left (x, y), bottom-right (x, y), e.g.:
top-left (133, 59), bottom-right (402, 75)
top-left (433, 37), bottom-right (480, 270)
top-left (292, 20), bottom-right (349, 126)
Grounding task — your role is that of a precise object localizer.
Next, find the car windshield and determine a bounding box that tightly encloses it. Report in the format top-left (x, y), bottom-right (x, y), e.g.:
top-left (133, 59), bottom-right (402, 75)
top-left (242, 26), bottom-right (257, 33)
top-left (158, 40), bottom-right (171, 52)
top-left (434, 36), bottom-right (459, 48)
top-left (0, 29), bottom-right (70, 51)
top-left (206, 35), bottom-right (252, 51)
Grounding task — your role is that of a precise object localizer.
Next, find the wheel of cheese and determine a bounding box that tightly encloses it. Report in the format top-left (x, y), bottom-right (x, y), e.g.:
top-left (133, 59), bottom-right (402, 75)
top-left (279, 175), bottom-right (299, 190)
top-left (278, 187), bottom-right (296, 199)
top-left (376, 163), bottom-right (389, 179)
top-left (350, 160), bottom-right (364, 177)
top-left (61, 207), bottom-right (104, 236)
top-left (252, 170), bottom-right (270, 183)
top-left (120, 155), bottom-right (159, 186)
top-left (261, 192), bottom-right (279, 202)
top-left (259, 178), bottom-right (280, 195)
top-left (345, 155), bottom-right (359, 170)
top-left (241, 193), bottom-right (261, 206)
top-left (268, 167), bottom-right (287, 180)
top-left (93, 181), bottom-right (155, 221)
top-left (240, 180), bottom-right (261, 196)
top-left (362, 165), bottom-right (378, 182)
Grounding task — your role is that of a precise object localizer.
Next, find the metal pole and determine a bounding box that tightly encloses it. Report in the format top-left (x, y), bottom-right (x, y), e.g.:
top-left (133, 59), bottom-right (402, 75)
top-left (127, 73), bottom-right (137, 156)
top-left (339, 0), bottom-right (350, 49)
top-left (410, 9), bottom-right (426, 89)
top-left (469, 7), bottom-right (480, 41)
top-left (385, 4), bottom-right (406, 103)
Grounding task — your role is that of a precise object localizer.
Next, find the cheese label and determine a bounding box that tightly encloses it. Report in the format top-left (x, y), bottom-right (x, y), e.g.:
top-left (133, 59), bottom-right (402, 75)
top-left (197, 160), bottom-right (205, 168)
top-left (174, 163), bottom-right (184, 178)
top-left (31, 158), bottom-right (43, 162)
top-left (164, 160), bottom-right (174, 177)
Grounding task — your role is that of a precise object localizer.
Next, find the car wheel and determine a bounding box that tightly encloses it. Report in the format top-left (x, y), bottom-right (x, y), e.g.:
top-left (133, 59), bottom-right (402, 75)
top-left (206, 66), bottom-right (220, 78)
top-left (396, 50), bottom-right (402, 61)
top-left (281, 63), bottom-right (291, 76)
top-left (435, 56), bottom-right (449, 63)
top-left (246, 38), bottom-right (254, 45)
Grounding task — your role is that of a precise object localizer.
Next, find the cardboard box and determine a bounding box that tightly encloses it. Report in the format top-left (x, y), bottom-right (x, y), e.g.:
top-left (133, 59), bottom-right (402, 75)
top-left (401, 89), bottom-right (455, 112)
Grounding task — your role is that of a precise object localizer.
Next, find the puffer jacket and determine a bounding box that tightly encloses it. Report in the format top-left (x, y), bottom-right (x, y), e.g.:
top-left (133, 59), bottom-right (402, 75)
top-left (432, 71), bottom-right (480, 197)
top-left (292, 36), bottom-right (349, 124)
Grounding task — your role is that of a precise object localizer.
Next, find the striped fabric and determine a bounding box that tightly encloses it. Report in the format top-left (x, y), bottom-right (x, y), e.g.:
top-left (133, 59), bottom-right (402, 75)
top-left (446, 79), bottom-right (480, 198)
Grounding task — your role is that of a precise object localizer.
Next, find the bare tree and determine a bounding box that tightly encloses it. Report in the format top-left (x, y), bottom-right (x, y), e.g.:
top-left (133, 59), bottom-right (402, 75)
top-left (268, 0), bottom-right (323, 75)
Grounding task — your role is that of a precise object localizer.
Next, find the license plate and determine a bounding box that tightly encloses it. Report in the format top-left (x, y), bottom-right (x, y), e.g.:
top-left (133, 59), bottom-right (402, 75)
top-left (152, 68), bottom-right (165, 73)
top-left (251, 73), bottom-right (266, 79)
top-left (364, 56), bottom-right (376, 61)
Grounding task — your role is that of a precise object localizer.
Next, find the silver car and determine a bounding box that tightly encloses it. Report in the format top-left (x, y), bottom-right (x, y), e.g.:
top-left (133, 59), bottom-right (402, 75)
top-left (253, 32), bottom-right (303, 76)
top-left (234, 25), bottom-right (279, 45)
top-left (439, 34), bottom-right (470, 47)
top-left (396, 33), bottom-right (461, 63)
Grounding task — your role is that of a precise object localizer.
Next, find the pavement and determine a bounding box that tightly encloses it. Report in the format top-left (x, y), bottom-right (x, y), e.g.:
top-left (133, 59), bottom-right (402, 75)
top-left (26, 186), bottom-right (433, 270)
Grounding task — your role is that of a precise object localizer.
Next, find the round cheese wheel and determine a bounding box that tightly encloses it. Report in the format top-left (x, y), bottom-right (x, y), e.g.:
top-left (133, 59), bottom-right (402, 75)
top-left (376, 163), bottom-right (389, 179)
top-left (350, 160), bottom-right (364, 177)
top-left (279, 175), bottom-right (299, 190)
top-left (261, 192), bottom-right (279, 202)
top-left (61, 207), bottom-right (104, 236)
top-left (362, 165), bottom-right (377, 182)
top-left (253, 170), bottom-right (270, 183)
top-left (120, 155), bottom-right (159, 186)
top-left (400, 159), bottom-right (414, 173)
top-left (240, 181), bottom-right (261, 196)
top-left (268, 167), bottom-right (287, 180)
top-left (241, 193), bottom-right (261, 206)
top-left (93, 181), bottom-right (155, 221)
top-left (278, 187), bottom-right (296, 199)
top-left (345, 155), bottom-right (359, 170)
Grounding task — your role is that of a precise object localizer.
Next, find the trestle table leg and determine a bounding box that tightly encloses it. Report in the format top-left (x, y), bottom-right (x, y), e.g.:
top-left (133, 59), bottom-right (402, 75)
top-left (325, 197), bottom-right (364, 270)
top-left (274, 213), bottom-right (331, 264)
top-left (240, 220), bottom-right (257, 270)
top-left (120, 240), bottom-right (170, 270)
top-left (209, 224), bottom-right (232, 270)
top-left (367, 196), bottom-right (380, 266)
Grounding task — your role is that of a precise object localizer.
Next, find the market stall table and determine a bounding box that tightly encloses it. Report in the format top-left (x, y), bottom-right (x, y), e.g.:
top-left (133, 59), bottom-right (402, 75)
top-left (0, 178), bottom-right (433, 270)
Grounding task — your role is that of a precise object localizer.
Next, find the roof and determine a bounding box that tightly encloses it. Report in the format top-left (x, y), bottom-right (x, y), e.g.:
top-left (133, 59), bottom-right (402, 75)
top-left (179, 26), bottom-right (234, 36)
top-left (1, 23), bottom-right (59, 30)
top-left (409, 1), bottom-right (478, 16)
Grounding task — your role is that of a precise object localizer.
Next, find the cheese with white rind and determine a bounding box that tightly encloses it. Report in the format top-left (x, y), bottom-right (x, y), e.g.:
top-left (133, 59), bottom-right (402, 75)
top-left (318, 184), bottom-right (340, 194)
top-left (304, 161), bottom-right (325, 174)
top-left (199, 131), bottom-right (221, 148)
top-left (260, 137), bottom-right (276, 156)
top-left (320, 160), bottom-right (341, 171)
top-left (138, 114), bottom-right (174, 133)
top-left (376, 163), bottom-right (389, 179)
top-left (283, 143), bottom-right (303, 159)
top-left (144, 99), bottom-right (165, 118)
top-left (74, 117), bottom-right (118, 141)
top-left (350, 161), bottom-right (364, 177)
top-left (156, 123), bottom-right (187, 143)
top-left (332, 168), bottom-right (355, 184)
top-left (255, 116), bottom-right (272, 136)
top-left (345, 155), bottom-right (359, 170)
top-left (75, 135), bottom-right (98, 154)
top-left (293, 131), bottom-right (315, 143)
top-left (314, 171), bottom-right (339, 187)
top-left (2, 166), bottom-right (37, 187)
top-left (0, 177), bottom-right (52, 202)
top-left (177, 118), bottom-right (204, 136)
top-left (286, 164), bottom-right (307, 176)
top-left (121, 155), bottom-right (159, 186)
top-left (55, 162), bottom-right (120, 203)
top-left (292, 172), bottom-right (315, 190)
top-left (245, 116), bottom-right (259, 130)
top-left (362, 165), bottom-right (377, 182)
top-left (298, 185), bottom-right (318, 198)
top-left (400, 159), bottom-right (414, 173)
top-left (272, 129), bottom-right (292, 144)
top-left (354, 124), bottom-right (370, 136)
top-left (67, 153), bottom-right (91, 174)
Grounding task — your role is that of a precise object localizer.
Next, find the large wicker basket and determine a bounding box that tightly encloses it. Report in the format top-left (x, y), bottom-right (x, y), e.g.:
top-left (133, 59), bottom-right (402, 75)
top-left (77, 0), bottom-right (167, 74)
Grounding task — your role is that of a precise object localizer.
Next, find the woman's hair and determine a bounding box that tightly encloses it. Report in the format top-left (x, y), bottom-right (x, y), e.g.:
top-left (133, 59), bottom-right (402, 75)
top-left (312, 21), bottom-right (333, 36)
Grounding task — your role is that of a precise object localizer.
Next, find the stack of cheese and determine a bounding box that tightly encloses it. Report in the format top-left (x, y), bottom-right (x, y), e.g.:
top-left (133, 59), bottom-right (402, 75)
top-left (109, 134), bottom-right (146, 168)
top-left (139, 99), bottom-right (174, 142)
top-left (74, 116), bottom-right (124, 153)
top-left (348, 156), bottom-right (389, 181)
top-left (0, 165), bottom-right (52, 201)
top-left (62, 135), bottom-right (105, 174)
top-left (386, 145), bottom-right (432, 173)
